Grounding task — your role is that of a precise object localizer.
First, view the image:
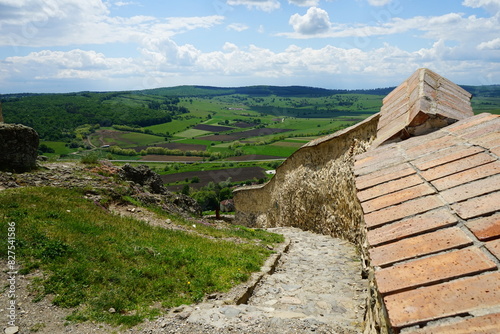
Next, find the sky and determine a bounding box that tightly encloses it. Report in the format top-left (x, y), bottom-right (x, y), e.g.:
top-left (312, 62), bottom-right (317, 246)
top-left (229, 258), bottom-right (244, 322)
top-left (0, 0), bottom-right (499, 93)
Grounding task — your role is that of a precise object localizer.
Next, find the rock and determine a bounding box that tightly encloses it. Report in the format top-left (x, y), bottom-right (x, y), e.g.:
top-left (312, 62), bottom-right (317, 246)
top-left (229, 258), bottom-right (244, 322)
top-left (221, 306), bottom-right (241, 318)
top-left (108, 308), bottom-right (116, 313)
top-left (220, 199), bottom-right (235, 212)
top-left (0, 123), bottom-right (39, 172)
top-left (119, 164), bottom-right (166, 194)
top-left (4, 327), bottom-right (19, 334)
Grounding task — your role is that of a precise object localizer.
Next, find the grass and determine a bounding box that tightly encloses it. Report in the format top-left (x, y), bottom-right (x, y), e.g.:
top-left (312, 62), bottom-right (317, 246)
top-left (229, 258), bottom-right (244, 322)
top-left (0, 187), bottom-right (283, 327)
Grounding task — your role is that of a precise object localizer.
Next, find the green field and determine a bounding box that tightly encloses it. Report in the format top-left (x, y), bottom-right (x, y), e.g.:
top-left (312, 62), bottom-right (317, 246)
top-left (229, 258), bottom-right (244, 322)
top-left (3, 84), bottom-right (500, 181)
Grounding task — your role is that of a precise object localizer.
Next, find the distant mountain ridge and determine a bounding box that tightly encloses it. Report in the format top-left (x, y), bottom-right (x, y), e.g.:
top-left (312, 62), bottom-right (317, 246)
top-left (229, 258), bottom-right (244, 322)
top-left (2, 84), bottom-right (500, 99)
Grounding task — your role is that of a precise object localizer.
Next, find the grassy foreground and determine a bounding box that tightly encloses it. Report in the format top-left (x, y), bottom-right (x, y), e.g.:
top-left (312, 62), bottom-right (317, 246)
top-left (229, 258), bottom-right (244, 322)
top-left (0, 187), bottom-right (283, 327)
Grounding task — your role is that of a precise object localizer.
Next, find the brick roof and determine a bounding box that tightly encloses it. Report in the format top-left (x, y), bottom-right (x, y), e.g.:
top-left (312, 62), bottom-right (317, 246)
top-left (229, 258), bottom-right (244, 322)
top-left (354, 113), bottom-right (500, 332)
top-left (372, 68), bottom-right (473, 148)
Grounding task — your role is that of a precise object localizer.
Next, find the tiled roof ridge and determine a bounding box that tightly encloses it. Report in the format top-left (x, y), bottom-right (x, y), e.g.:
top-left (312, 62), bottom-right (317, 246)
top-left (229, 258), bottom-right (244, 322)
top-left (355, 103), bottom-right (500, 333)
top-left (372, 68), bottom-right (474, 149)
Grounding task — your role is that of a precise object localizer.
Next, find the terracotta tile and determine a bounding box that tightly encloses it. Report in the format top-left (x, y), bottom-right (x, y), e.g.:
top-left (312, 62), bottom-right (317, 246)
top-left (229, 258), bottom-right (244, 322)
top-left (400, 129), bottom-right (448, 150)
top-left (431, 161), bottom-right (500, 191)
top-left (367, 208), bottom-right (458, 246)
top-left (435, 103), bottom-right (472, 122)
top-left (492, 146), bottom-right (500, 157)
top-left (355, 163), bottom-right (416, 190)
top-left (362, 183), bottom-right (435, 213)
top-left (470, 132), bottom-right (500, 148)
top-left (383, 272), bottom-right (500, 328)
top-left (445, 113), bottom-right (496, 133)
top-left (357, 174), bottom-right (423, 202)
top-left (405, 135), bottom-right (461, 160)
top-left (466, 214), bottom-right (500, 241)
top-left (452, 191), bottom-right (500, 220)
top-left (459, 117), bottom-right (500, 140)
top-left (378, 102), bottom-right (409, 130)
top-left (412, 145), bottom-right (484, 171)
top-left (355, 153), bottom-right (407, 177)
top-left (369, 227), bottom-right (472, 267)
top-left (485, 239), bottom-right (500, 260)
top-left (355, 143), bottom-right (399, 166)
top-left (382, 80), bottom-right (407, 105)
top-left (364, 195), bottom-right (444, 229)
top-left (375, 247), bottom-right (496, 295)
top-left (403, 313), bottom-right (500, 334)
top-left (440, 174), bottom-right (500, 204)
top-left (421, 153), bottom-right (496, 181)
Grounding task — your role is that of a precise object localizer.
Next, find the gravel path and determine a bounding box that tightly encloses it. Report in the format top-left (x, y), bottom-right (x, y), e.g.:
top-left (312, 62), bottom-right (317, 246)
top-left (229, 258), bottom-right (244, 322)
top-left (133, 227), bottom-right (368, 334)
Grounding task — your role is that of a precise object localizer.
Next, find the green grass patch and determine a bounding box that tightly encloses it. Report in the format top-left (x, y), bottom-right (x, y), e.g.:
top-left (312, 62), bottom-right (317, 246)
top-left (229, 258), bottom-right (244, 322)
top-left (240, 145), bottom-right (298, 157)
top-left (175, 129), bottom-right (211, 138)
top-left (0, 187), bottom-right (282, 327)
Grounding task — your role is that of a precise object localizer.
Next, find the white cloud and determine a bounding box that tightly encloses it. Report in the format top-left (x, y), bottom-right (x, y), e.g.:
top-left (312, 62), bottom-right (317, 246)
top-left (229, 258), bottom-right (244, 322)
top-left (2, 38), bottom-right (499, 92)
top-left (478, 37), bottom-right (500, 50)
top-left (0, 0), bottom-right (224, 47)
top-left (288, 0), bottom-right (320, 6)
top-left (227, 23), bottom-right (250, 32)
top-left (463, 0), bottom-right (500, 11)
top-left (289, 7), bottom-right (331, 35)
top-left (226, 0), bottom-right (280, 12)
top-left (112, 1), bottom-right (139, 7)
top-left (367, 0), bottom-right (394, 6)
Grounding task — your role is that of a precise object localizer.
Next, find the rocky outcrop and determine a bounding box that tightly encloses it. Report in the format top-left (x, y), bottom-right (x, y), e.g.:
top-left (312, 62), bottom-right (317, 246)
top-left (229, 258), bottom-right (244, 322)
top-left (0, 123), bottom-right (39, 172)
top-left (119, 163), bottom-right (202, 217)
top-left (119, 163), bottom-right (166, 194)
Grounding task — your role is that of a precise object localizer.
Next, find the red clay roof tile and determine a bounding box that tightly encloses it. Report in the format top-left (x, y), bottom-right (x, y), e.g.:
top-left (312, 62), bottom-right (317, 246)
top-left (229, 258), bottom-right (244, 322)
top-left (364, 195), bottom-right (444, 228)
top-left (361, 183), bottom-right (435, 214)
top-left (466, 214), bottom-right (500, 241)
top-left (383, 272), bottom-right (500, 328)
top-left (440, 174), bottom-right (500, 204)
top-left (420, 152), bottom-right (496, 181)
top-left (369, 227), bottom-right (472, 267)
top-left (366, 208), bottom-right (458, 246)
top-left (375, 247), bottom-right (497, 295)
top-left (451, 191), bottom-right (500, 220)
top-left (431, 161), bottom-right (500, 191)
top-left (485, 239), bottom-right (500, 260)
top-left (403, 313), bottom-right (500, 334)
top-left (356, 173), bottom-right (423, 202)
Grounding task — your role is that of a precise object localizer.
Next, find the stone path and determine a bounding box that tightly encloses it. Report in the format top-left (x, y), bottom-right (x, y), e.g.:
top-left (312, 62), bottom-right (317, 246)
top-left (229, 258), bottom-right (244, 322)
top-left (141, 227), bottom-right (368, 334)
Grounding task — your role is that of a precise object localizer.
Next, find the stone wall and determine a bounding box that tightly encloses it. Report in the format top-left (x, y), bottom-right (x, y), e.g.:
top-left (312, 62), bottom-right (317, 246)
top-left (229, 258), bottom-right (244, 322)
top-left (234, 113), bottom-right (379, 244)
top-left (0, 123), bottom-right (39, 172)
top-left (234, 113), bottom-right (388, 333)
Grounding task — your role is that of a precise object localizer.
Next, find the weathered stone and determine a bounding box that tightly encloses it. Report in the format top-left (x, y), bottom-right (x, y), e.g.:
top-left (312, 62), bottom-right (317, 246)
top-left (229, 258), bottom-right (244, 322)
top-left (119, 163), bottom-right (166, 194)
top-left (0, 123), bottom-right (39, 172)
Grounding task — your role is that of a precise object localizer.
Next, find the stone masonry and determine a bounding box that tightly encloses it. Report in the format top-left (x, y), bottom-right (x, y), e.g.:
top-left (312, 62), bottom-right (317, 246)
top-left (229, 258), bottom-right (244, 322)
top-left (233, 68), bottom-right (500, 333)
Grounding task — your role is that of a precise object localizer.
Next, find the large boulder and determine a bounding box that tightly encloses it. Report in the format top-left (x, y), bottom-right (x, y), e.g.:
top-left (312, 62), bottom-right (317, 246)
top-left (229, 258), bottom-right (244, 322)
top-left (0, 123), bottom-right (39, 172)
top-left (119, 163), bottom-right (166, 194)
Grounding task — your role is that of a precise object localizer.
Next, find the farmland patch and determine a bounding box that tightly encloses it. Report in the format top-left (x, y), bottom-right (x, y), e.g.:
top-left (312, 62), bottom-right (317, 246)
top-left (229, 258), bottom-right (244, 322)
top-left (161, 166), bottom-right (266, 190)
top-left (175, 128), bottom-right (210, 138)
top-left (134, 142), bottom-right (207, 152)
top-left (139, 155), bottom-right (204, 162)
top-left (271, 141), bottom-right (304, 147)
top-left (226, 155), bottom-right (284, 161)
top-left (233, 122), bottom-right (255, 128)
top-left (199, 128), bottom-right (292, 141)
top-left (194, 124), bottom-right (234, 132)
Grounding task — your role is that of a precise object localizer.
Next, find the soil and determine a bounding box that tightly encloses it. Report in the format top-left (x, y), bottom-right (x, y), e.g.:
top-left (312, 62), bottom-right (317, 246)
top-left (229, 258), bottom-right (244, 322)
top-left (139, 155), bottom-right (204, 162)
top-left (199, 128), bottom-right (291, 142)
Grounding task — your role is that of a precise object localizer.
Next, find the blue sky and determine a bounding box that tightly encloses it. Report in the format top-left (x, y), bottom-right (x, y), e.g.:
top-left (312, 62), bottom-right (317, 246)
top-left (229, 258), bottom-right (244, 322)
top-left (0, 0), bottom-right (499, 93)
